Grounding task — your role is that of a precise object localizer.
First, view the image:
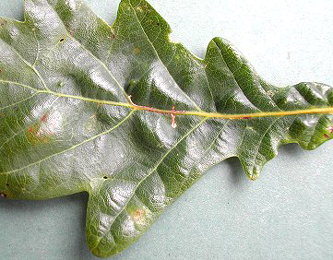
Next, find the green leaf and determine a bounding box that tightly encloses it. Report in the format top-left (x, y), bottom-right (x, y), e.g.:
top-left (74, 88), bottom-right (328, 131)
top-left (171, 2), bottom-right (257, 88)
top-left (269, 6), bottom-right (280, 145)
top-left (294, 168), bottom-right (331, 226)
top-left (1, 0), bottom-right (333, 257)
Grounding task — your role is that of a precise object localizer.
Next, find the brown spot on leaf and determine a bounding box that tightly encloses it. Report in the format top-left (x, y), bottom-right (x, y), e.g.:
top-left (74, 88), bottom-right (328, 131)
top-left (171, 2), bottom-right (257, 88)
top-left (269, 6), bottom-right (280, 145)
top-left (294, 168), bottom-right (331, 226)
top-left (0, 192), bottom-right (7, 198)
top-left (41, 114), bottom-right (48, 122)
top-left (89, 114), bottom-right (97, 120)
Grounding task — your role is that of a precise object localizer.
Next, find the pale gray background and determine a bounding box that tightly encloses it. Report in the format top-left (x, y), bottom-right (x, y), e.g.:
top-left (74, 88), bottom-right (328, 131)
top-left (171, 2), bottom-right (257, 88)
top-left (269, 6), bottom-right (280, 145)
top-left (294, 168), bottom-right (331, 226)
top-left (0, 0), bottom-right (333, 259)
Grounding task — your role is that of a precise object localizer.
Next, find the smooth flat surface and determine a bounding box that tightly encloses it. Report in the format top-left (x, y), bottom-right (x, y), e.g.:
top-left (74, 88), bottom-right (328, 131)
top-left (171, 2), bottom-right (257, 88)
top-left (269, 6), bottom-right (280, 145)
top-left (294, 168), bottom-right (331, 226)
top-left (0, 0), bottom-right (333, 259)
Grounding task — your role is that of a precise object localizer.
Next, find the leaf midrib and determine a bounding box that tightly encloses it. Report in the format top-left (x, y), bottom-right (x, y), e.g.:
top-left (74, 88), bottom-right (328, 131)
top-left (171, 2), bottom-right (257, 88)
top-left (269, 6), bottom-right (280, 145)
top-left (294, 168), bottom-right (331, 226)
top-left (2, 79), bottom-right (333, 120)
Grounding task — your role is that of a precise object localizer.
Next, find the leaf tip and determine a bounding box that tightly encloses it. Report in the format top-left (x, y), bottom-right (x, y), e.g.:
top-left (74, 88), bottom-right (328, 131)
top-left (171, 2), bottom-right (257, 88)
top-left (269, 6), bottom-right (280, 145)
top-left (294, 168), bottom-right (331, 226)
top-left (243, 165), bottom-right (261, 181)
top-left (249, 175), bottom-right (259, 181)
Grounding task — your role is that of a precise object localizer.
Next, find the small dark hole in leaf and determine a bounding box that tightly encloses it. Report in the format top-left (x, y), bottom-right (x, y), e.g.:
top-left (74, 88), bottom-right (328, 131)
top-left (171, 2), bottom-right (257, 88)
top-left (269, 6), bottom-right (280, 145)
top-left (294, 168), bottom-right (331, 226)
top-left (156, 22), bottom-right (160, 26)
top-left (59, 38), bottom-right (65, 43)
top-left (5, 183), bottom-right (9, 187)
top-left (103, 176), bottom-right (108, 180)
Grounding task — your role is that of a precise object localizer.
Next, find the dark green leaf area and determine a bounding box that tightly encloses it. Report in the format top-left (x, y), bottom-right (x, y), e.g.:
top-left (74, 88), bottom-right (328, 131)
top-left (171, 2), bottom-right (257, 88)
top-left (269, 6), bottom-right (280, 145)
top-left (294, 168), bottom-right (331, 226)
top-left (1, 0), bottom-right (332, 257)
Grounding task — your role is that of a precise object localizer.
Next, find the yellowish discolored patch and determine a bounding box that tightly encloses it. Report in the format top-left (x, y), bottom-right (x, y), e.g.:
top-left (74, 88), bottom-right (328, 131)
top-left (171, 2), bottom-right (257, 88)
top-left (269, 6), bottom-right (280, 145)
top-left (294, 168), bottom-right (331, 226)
top-left (133, 47), bottom-right (141, 55)
top-left (136, 6), bottom-right (143, 12)
top-left (0, 19), bottom-right (6, 26)
top-left (267, 90), bottom-right (275, 97)
top-left (131, 209), bottom-right (146, 225)
top-left (26, 122), bottom-right (52, 145)
top-left (85, 117), bottom-right (97, 133)
top-left (110, 28), bottom-right (117, 39)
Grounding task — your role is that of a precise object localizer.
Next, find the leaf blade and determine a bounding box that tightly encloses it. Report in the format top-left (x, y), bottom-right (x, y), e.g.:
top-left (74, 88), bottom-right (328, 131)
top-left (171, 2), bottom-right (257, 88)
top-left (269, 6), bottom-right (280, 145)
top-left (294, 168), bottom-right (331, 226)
top-left (1, 0), bottom-right (333, 258)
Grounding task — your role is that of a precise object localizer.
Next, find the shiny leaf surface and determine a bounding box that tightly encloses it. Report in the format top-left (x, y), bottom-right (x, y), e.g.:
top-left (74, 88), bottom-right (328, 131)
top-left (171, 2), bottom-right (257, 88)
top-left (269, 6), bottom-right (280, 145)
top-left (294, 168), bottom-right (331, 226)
top-left (1, 0), bottom-right (333, 257)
